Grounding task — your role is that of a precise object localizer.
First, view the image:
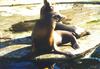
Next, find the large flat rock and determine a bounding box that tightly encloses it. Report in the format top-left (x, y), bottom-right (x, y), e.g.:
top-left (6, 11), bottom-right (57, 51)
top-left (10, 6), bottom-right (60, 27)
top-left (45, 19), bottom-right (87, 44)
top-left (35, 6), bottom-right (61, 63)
top-left (0, 32), bottom-right (100, 62)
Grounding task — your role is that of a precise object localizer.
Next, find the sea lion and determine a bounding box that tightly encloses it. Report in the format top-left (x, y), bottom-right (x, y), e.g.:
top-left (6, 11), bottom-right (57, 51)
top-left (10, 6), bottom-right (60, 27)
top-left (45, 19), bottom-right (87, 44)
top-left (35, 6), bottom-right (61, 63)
top-left (31, 0), bottom-right (79, 57)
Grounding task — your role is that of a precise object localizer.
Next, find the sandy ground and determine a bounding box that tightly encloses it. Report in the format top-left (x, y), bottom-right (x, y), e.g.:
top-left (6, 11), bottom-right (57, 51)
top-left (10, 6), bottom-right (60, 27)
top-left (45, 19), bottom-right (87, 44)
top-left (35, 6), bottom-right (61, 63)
top-left (0, 6), bottom-right (100, 36)
top-left (0, 4), bottom-right (100, 58)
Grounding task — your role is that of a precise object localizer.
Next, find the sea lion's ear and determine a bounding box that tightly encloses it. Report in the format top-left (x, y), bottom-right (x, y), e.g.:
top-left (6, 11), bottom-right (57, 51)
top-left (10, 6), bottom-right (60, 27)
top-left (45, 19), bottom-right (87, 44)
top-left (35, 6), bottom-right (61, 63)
top-left (44, 0), bottom-right (50, 6)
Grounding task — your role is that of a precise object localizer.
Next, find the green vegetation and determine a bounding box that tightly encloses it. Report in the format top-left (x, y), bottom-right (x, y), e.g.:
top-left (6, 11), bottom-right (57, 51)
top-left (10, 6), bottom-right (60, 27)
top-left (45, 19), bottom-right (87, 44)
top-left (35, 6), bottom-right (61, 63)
top-left (87, 19), bottom-right (100, 24)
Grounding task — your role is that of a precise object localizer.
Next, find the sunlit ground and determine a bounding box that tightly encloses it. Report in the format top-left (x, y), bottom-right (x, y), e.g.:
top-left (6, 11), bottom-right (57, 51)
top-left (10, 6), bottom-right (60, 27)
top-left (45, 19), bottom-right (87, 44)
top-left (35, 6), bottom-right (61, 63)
top-left (0, 2), bottom-right (100, 69)
top-left (0, 3), bottom-right (100, 57)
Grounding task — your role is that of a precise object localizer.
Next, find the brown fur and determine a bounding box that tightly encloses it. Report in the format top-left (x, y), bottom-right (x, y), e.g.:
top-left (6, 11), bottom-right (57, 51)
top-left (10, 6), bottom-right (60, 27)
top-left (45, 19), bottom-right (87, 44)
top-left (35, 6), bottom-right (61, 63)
top-left (31, 0), bottom-right (56, 55)
top-left (31, 0), bottom-right (79, 57)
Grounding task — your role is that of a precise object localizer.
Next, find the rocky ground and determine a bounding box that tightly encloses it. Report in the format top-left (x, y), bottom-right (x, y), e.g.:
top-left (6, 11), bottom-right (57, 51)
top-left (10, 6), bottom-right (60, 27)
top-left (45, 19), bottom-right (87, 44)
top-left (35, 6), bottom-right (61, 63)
top-left (0, 4), bottom-right (100, 59)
